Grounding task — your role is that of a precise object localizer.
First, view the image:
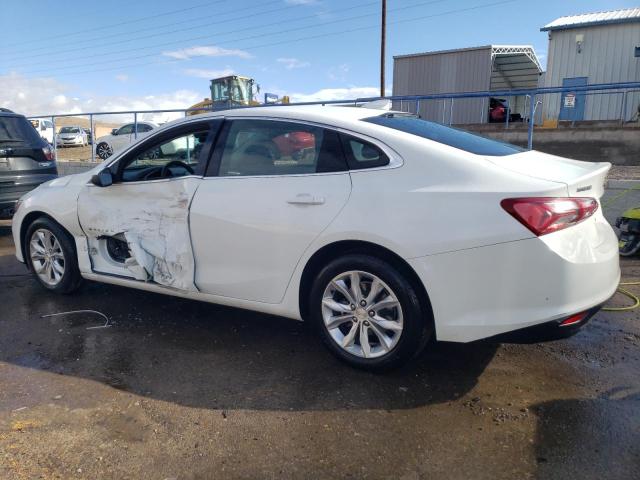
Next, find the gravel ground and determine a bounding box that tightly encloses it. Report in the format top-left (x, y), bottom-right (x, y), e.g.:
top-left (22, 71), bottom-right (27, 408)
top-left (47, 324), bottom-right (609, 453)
top-left (1, 225), bottom-right (639, 479)
top-left (607, 166), bottom-right (640, 180)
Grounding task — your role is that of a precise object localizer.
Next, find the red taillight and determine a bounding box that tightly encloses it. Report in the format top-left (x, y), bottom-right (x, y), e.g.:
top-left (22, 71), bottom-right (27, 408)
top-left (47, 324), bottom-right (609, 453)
top-left (559, 311), bottom-right (587, 327)
top-left (42, 146), bottom-right (56, 161)
top-left (500, 197), bottom-right (598, 236)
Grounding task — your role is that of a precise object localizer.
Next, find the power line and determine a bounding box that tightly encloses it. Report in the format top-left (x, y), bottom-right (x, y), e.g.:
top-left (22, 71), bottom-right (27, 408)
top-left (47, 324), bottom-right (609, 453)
top-left (1, 0), bottom-right (230, 49)
top-left (9, 0), bottom-right (448, 75)
top-left (2, 0), bottom-right (286, 60)
top-left (14, 0), bottom-right (517, 79)
top-left (3, 0), bottom-right (374, 65)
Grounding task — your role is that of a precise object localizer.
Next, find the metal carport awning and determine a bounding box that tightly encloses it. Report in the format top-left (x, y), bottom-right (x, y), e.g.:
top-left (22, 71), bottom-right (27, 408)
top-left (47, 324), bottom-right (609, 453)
top-left (489, 45), bottom-right (543, 91)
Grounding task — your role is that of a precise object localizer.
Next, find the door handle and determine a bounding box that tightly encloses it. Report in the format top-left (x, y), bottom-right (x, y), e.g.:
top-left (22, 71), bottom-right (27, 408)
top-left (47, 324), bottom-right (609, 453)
top-left (287, 193), bottom-right (325, 205)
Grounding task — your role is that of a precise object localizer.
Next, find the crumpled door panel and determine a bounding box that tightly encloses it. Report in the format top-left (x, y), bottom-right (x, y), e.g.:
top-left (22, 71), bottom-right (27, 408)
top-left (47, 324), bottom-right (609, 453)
top-left (77, 178), bottom-right (199, 292)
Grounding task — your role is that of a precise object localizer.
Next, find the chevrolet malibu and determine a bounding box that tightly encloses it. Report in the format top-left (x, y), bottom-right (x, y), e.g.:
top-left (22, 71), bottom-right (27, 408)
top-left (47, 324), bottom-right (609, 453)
top-left (11, 105), bottom-right (620, 370)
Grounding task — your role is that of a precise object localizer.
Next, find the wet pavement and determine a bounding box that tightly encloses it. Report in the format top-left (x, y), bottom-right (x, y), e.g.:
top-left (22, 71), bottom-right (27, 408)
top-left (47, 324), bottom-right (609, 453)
top-left (1, 223), bottom-right (639, 479)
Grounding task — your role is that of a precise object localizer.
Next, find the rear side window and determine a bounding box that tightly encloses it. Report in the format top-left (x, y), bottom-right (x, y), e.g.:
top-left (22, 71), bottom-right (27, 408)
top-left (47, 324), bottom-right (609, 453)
top-left (340, 135), bottom-right (389, 169)
top-left (0, 116), bottom-right (43, 144)
top-left (217, 119), bottom-right (347, 177)
top-left (363, 115), bottom-right (524, 156)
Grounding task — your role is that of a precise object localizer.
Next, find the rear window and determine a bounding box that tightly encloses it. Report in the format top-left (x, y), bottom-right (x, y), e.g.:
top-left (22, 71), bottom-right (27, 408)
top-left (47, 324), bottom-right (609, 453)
top-left (0, 116), bottom-right (43, 144)
top-left (363, 114), bottom-right (524, 157)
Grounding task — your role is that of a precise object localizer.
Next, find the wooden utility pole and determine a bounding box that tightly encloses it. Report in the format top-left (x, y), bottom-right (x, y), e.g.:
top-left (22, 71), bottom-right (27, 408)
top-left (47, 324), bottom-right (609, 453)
top-left (380, 0), bottom-right (386, 97)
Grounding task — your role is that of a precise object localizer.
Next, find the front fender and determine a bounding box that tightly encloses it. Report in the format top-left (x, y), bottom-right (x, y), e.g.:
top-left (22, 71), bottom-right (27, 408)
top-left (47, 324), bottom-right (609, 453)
top-left (12, 174), bottom-right (90, 263)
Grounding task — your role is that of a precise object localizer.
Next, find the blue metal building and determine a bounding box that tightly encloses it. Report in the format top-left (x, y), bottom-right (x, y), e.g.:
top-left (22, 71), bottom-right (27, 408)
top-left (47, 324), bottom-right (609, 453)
top-left (541, 7), bottom-right (640, 124)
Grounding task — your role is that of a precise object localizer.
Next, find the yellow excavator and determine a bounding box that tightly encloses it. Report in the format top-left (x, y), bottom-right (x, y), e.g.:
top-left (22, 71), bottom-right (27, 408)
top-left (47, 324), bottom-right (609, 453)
top-left (187, 75), bottom-right (289, 115)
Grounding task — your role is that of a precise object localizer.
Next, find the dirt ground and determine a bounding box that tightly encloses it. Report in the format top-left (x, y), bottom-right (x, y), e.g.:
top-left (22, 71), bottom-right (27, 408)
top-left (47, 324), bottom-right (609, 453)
top-left (0, 223), bottom-right (639, 480)
top-left (55, 145), bottom-right (95, 162)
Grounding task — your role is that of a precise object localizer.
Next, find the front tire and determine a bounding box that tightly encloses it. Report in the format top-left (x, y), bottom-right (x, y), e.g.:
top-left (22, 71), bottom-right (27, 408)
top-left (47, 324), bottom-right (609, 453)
top-left (26, 217), bottom-right (82, 294)
top-left (96, 142), bottom-right (112, 160)
top-left (309, 254), bottom-right (432, 371)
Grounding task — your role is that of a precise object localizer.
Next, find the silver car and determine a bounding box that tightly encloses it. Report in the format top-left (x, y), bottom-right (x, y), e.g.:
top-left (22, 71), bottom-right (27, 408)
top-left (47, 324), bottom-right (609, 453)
top-left (55, 126), bottom-right (88, 147)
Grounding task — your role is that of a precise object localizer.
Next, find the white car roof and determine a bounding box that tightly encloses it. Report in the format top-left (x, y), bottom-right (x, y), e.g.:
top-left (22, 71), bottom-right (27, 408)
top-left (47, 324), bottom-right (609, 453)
top-left (195, 105), bottom-right (387, 129)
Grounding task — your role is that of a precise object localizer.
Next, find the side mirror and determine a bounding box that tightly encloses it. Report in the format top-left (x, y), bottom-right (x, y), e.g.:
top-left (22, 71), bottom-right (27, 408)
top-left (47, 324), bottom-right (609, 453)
top-left (111, 128), bottom-right (118, 135)
top-left (91, 168), bottom-right (113, 187)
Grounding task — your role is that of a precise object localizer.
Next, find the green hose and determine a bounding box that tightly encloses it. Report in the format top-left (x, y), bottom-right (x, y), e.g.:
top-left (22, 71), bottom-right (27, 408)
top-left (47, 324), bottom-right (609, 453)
top-left (603, 281), bottom-right (640, 312)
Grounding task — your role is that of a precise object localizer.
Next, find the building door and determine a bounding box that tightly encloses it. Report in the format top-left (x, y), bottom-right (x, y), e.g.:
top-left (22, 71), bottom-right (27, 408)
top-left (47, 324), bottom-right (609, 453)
top-left (559, 77), bottom-right (587, 121)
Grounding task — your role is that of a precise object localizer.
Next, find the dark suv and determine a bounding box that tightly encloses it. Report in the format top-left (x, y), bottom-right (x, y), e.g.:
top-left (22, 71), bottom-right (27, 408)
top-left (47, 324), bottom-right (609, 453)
top-left (0, 111), bottom-right (58, 218)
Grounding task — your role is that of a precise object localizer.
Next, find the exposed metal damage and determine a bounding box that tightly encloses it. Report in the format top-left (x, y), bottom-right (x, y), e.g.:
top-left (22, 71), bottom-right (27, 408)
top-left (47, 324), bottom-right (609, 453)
top-left (77, 179), bottom-right (199, 292)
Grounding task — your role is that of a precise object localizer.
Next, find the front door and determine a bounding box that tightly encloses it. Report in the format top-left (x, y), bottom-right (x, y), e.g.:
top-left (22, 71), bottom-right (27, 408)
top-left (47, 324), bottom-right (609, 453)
top-left (189, 118), bottom-right (352, 303)
top-left (77, 120), bottom-right (219, 291)
top-left (110, 123), bottom-right (136, 154)
top-left (559, 77), bottom-right (588, 121)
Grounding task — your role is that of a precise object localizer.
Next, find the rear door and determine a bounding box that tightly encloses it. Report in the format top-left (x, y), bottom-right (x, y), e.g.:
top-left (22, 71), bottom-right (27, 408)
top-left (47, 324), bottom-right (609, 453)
top-left (189, 118), bottom-right (351, 303)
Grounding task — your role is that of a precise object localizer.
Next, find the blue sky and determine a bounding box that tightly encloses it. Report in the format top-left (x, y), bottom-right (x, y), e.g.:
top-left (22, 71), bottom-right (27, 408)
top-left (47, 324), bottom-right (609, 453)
top-left (0, 0), bottom-right (636, 118)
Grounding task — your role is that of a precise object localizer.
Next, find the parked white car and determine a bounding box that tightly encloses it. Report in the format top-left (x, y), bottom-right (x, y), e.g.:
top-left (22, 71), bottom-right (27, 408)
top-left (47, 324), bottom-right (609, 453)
top-left (55, 126), bottom-right (88, 147)
top-left (12, 105), bottom-right (620, 370)
top-left (29, 118), bottom-right (55, 144)
top-left (94, 121), bottom-right (157, 160)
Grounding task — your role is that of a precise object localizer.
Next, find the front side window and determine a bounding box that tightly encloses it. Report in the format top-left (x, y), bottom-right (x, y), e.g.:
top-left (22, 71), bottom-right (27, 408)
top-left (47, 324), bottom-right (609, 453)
top-left (217, 119), bottom-right (347, 177)
top-left (120, 129), bottom-right (209, 182)
top-left (364, 114), bottom-right (524, 156)
top-left (117, 124), bottom-right (134, 135)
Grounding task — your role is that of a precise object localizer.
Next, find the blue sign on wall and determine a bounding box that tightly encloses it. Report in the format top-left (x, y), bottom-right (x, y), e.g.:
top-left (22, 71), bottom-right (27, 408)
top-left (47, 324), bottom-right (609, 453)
top-left (636, 46), bottom-right (640, 57)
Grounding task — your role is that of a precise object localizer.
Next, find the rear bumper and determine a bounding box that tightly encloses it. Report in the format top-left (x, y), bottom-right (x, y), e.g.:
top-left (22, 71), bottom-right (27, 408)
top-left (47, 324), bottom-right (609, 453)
top-left (408, 214), bottom-right (620, 342)
top-left (0, 173), bottom-right (57, 218)
top-left (488, 304), bottom-right (603, 343)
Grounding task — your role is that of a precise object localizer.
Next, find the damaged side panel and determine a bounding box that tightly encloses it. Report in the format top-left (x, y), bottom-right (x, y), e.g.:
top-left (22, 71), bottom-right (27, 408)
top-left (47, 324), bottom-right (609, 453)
top-left (76, 178), bottom-right (200, 291)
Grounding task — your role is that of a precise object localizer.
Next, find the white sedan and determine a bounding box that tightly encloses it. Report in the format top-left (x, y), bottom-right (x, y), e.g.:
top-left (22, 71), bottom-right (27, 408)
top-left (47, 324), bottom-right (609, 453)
top-left (55, 126), bottom-right (88, 147)
top-left (94, 121), bottom-right (158, 160)
top-left (11, 105), bottom-right (620, 370)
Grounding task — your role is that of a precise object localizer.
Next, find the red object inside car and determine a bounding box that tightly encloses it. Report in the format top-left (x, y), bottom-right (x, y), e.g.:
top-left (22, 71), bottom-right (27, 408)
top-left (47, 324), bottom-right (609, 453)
top-left (272, 131), bottom-right (315, 156)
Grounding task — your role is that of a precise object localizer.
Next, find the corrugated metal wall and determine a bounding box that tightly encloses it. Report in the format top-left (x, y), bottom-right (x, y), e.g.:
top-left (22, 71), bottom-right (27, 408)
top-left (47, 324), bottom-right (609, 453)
top-left (543, 22), bottom-right (640, 121)
top-left (392, 47), bottom-right (492, 124)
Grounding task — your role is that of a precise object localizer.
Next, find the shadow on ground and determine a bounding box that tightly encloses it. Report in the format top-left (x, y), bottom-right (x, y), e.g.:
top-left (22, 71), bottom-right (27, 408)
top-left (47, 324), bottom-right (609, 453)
top-left (532, 388), bottom-right (640, 479)
top-left (0, 248), bottom-right (497, 412)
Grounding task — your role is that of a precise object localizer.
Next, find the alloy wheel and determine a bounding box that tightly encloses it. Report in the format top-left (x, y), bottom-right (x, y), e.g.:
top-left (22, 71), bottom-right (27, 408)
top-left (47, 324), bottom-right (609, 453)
top-left (321, 270), bottom-right (403, 359)
top-left (97, 143), bottom-right (112, 159)
top-left (29, 228), bottom-right (66, 286)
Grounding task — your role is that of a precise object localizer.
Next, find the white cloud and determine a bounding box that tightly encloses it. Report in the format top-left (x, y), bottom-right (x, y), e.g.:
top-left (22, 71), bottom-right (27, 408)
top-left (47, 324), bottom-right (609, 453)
top-left (289, 86), bottom-right (381, 103)
top-left (277, 58), bottom-right (310, 70)
top-left (115, 74), bottom-right (129, 82)
top-left (183, 67), bottom-right (235, 79)
top-left (0, 72), bottom-right (201, 123)
top-left (162, 45), bottom-right (252, 60)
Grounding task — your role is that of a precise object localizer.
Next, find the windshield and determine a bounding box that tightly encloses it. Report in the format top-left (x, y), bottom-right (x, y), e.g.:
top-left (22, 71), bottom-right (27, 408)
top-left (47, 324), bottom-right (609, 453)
top-left (0, 116), bottom-right (43, 144)
top-left (363, 114), bottom-right (525, 157)
top-left (59, 127), bottom-right (81, 134)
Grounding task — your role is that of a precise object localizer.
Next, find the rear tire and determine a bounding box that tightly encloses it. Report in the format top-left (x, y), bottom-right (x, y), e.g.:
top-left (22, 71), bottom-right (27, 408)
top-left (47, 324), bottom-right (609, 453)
top-left (25, 217), bottom-right (82, 294)
top-left (309, 254), bottom-right (432, 371)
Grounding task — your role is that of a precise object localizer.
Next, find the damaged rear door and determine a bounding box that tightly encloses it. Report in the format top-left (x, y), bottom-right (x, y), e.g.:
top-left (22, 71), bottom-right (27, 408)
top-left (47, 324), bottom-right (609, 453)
top-left (77, 119), bottom-right (221, 291)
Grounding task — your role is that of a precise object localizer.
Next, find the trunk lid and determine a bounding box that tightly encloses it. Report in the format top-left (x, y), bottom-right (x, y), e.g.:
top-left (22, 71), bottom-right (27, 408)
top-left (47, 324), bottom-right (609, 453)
top-left (486, 150), bottom-right (610, 198)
